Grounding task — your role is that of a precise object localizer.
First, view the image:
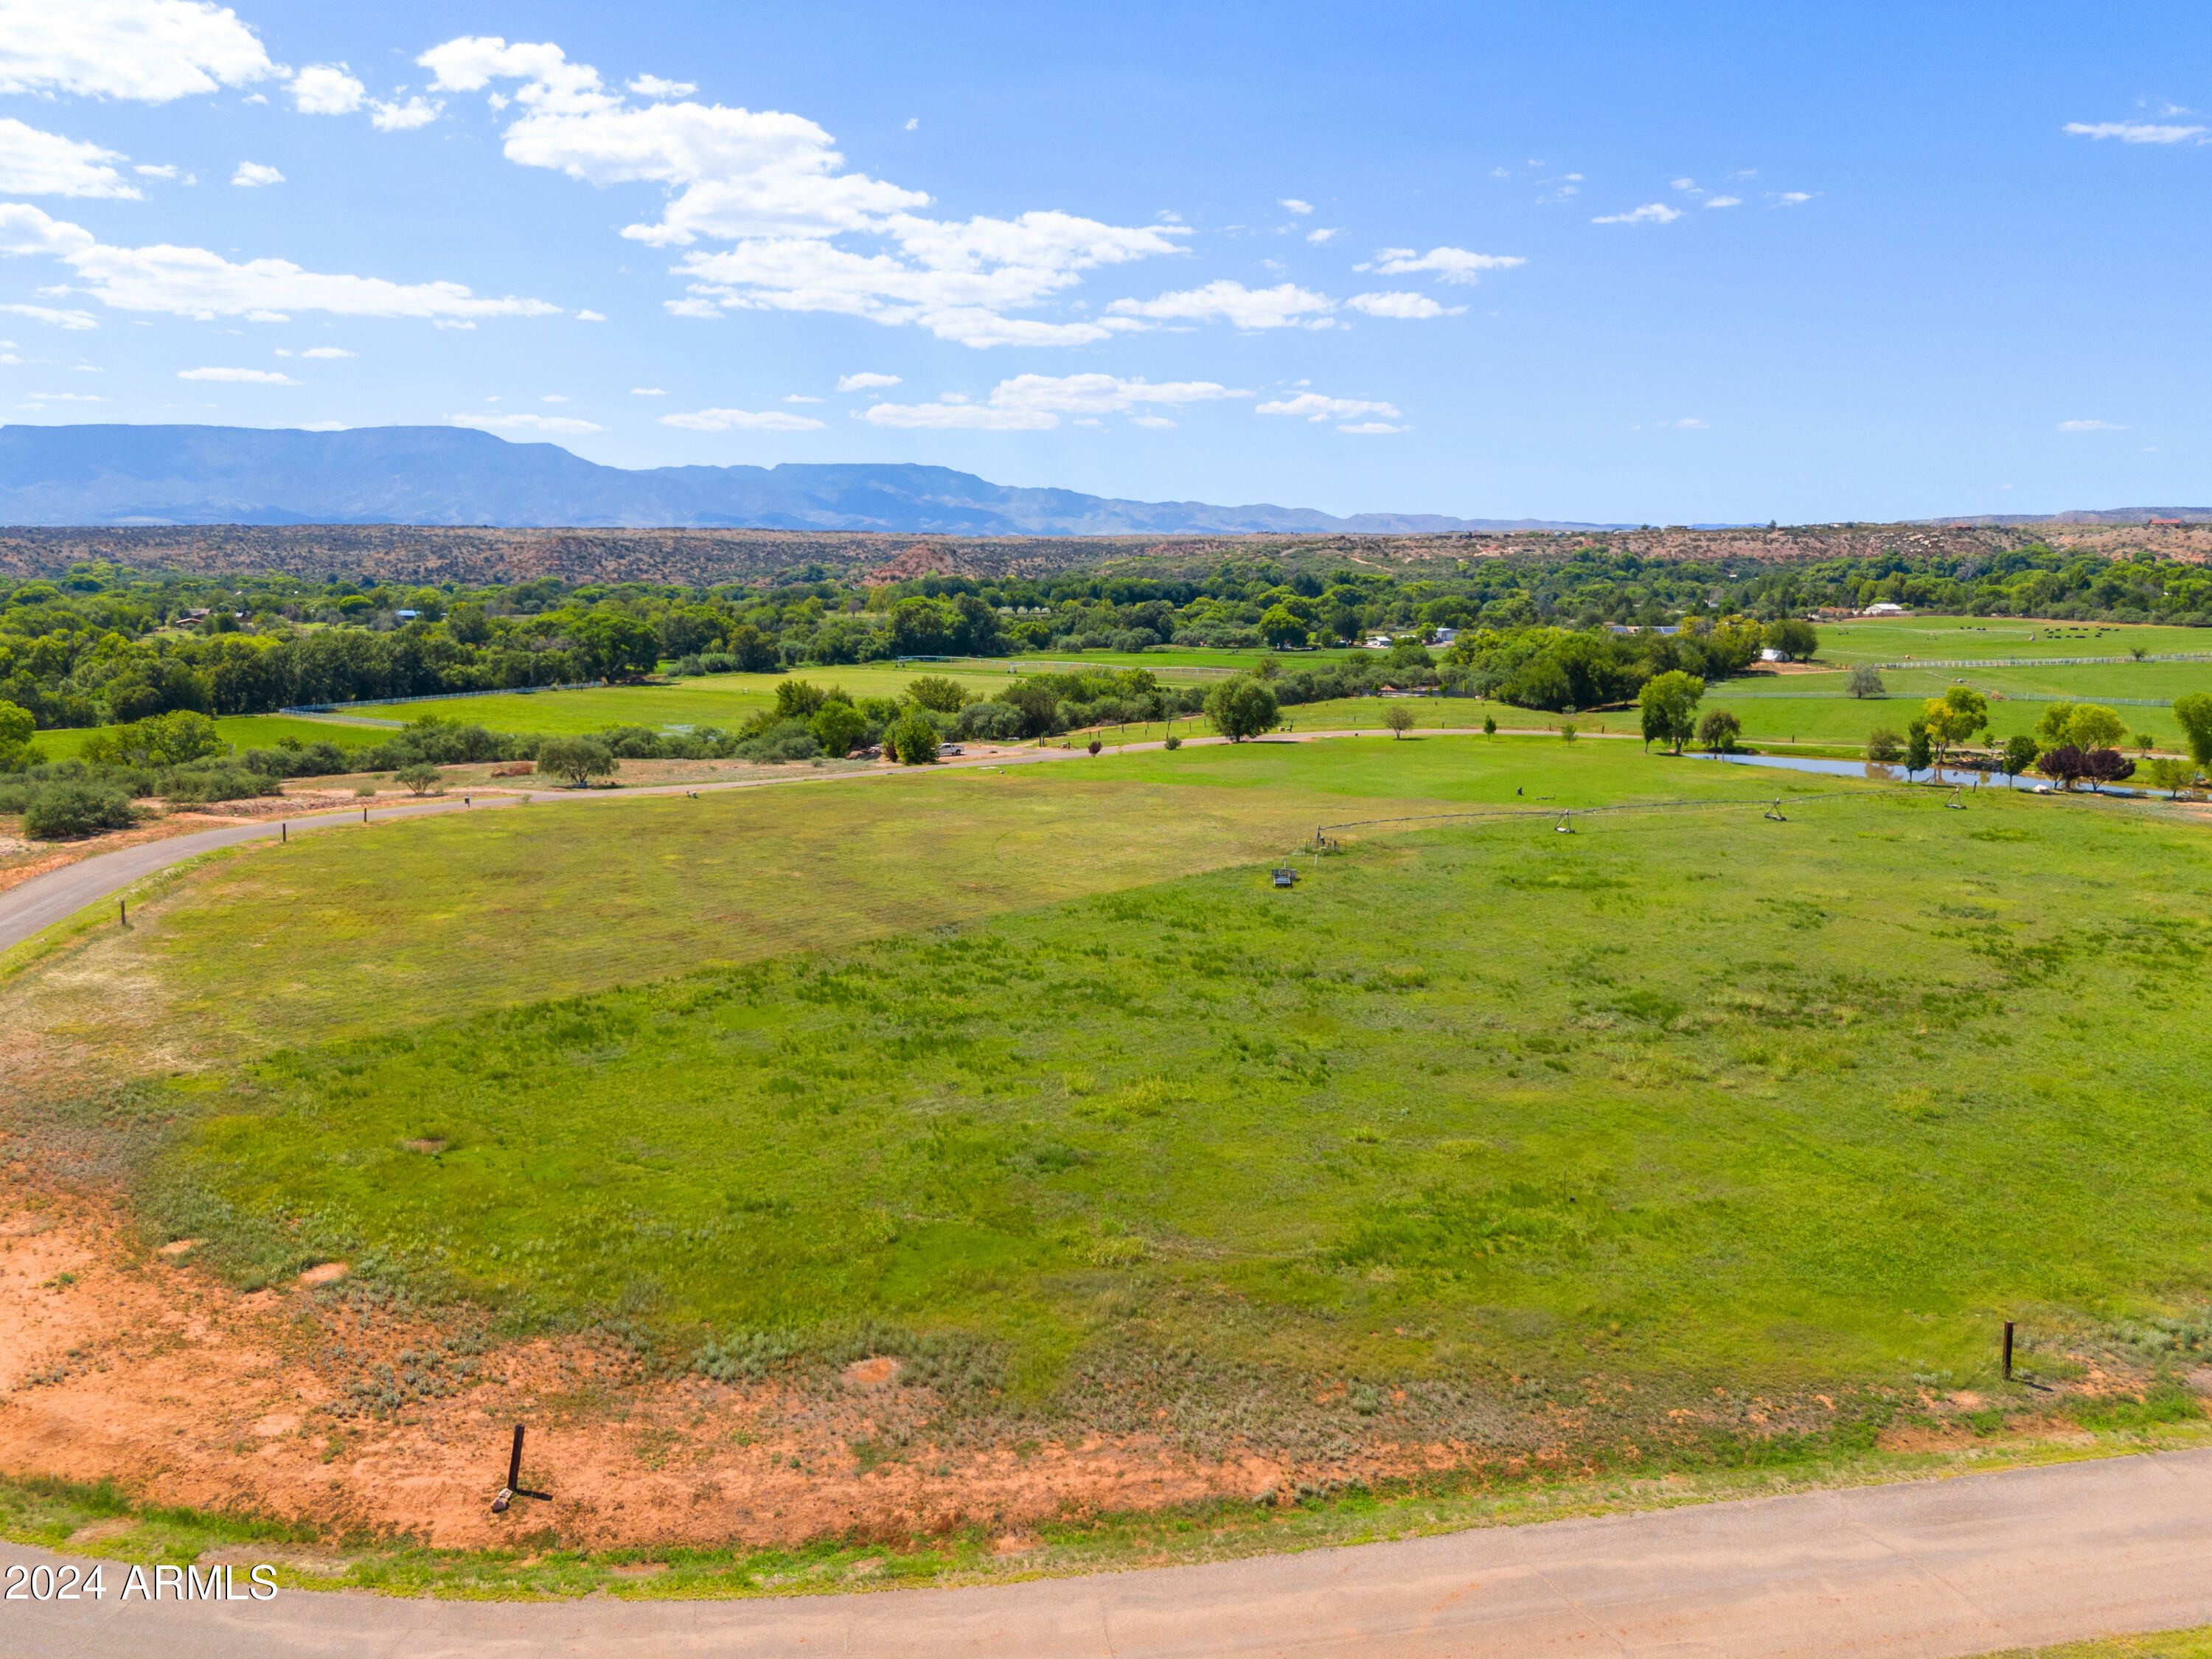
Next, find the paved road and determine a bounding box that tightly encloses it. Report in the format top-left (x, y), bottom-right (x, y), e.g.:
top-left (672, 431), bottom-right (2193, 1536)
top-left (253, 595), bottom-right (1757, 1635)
top-left (5, 1449), bottom-right (2211, 1656)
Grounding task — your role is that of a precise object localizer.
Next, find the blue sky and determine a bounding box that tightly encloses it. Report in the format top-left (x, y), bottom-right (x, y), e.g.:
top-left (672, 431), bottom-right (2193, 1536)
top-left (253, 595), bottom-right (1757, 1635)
top-left (0, 0), bottom-right (2205, 522)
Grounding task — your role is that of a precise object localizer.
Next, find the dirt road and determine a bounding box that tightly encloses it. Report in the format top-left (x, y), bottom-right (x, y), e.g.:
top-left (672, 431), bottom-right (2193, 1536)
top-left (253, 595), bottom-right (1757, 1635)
top-left (5, 1447), bottom-right (2210, 1657)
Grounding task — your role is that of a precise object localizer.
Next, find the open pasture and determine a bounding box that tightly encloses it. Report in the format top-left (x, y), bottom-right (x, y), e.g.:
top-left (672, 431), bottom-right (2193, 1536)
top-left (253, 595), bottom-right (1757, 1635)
top-left (15, 737), bottom-right (2212, 1414)
top-left (1816, 616), bottom-right (2212, 667)
top-left (32, 714), bottom-right (397, 762)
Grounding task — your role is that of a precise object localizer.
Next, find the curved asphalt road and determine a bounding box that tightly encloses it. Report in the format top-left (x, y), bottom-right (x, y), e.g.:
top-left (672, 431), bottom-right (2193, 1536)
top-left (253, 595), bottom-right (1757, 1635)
top-left (4, 1448), bottom-right (2211, 1657)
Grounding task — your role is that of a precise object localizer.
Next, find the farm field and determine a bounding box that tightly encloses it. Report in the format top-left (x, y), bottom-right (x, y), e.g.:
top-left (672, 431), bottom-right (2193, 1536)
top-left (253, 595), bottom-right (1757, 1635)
top-left (12, 737), bottom-right (2212, 1434)
top-left (1694, 693), bottom-right (2195, 752)
top-left (32, 713), bottom-right (397, 762)
top-left (1815, 616), bottom-right (2212, 666)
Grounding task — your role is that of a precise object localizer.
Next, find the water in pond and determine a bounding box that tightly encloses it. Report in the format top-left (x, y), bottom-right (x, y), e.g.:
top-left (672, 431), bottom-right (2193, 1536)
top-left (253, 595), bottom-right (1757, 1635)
top-left (1689, 752), bottom-right (2051, 790)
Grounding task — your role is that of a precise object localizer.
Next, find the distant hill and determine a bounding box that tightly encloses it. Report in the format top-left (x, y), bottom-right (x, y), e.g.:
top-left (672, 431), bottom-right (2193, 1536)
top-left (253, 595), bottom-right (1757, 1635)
top-left (0, 423), bottom-right (1620, 535)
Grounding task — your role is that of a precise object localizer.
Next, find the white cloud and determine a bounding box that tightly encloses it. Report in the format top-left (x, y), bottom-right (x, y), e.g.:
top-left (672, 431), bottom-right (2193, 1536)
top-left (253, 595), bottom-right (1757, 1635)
top-left (1669, 417), bottom-right (1709, 428)
top-left (782, 393), bottom-right (822, 402)
top-left (178, 366), bottom-right (298, 383)
top-left (23, 390), bottom-right (102, 401)
top-left (0, 0), bottom-right (280, 102)
top-left (540, 393), bottom-right (568, 402)
top-left (449, 411), bottom-right (604, 434)
top-left (1344, 290), bottom-right (1463, 319)
top-left (369, 96), bottom-right (442, 132)
top-left (133, 163), bottom-right (189, 181)
top-left (1305, 226), bottom-right (1340, 244)
top-left (1355, 248), bottom-right (1523, 288)
top-left (291, 63), bottom-right (364, 115)
top-left (630, 386), bottom-right (665, 395)
top-left (904, 117), bottom-right (918, 131)
top-left (1705, 195), bottom-right (1742, 209)
top-left (627, 74), bottom-right (696, 97)
top-left (2057, 419), bottom-right (2126, 431)
top-left (837, 371), bottom-right (900, 391)
top-left (1671, 177), bottom-right (1698, 192)
top-left (1337, 421), bottom-right (1403, 434)
top-left (1770, 191), bottom-right (1817, 206)
top-left (861, 372), bottom-right (1243, 431)
top-left (0, 300), bottom-right (98, 329)
top-left (1279, 198), bottom-right (1313, 215)
top-left (0, 202), bottom-right (563, 323)
top-left (418, 35), bottom-right (1188, 347)
top-left (232, 161), bottom-right (284, 188)
top-left (1592, 202), bottom-right (1682, 225)
top-left (574, 308), bottom-right (606, 320)
top-left (658, 406), bottom-right (823, 431)
top-left (1129, 414), bottom-right (1175, 428)
top-left (2064, 120), bottom-right (2206, 144)
top-left (1106, 279), bottom-right (1335, 331)
top-left (1256, 392), bottom-right (1401, 422)
top-left (0, 119), bottom-right (142, 199)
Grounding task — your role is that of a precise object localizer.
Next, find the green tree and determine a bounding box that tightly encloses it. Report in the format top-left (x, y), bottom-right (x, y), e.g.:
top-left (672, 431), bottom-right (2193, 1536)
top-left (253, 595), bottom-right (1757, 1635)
top-left (1260, 605), bottom-right (1310, 649)
top-left (1697, 709), bottom-right (1742, 753)
top-left (1204, 676), bottom-right (1280, 742)
top-left (2001, 734), bottom-right (2040, 778)
top-left (905, 675), bottom-right (970, 713)
top-left (886, 713), bottom-right (941, 765)
top-left (565, 612), bottom-right (661, 682)
top-left (2144, 757), bottom-right (2194, 796)
top-left (1905, 718), bottom-right (1933, 773)
top-left (22, 783), bottom-right (137, 841)
top-left (395, 762), bottom-right (444, 796)
top-left (0, 698), bottom-right (34, 763)
top-left (80, 710), bottom-right (226, 768)
top-left (810, 702), bottom-right (869, 757)
top-left (2170, 692), bottom-right (2212, 771)
top-left (445, 602), bottom-right (491, 645)
top-left (774, 679), bottom-right (830, 720)
top-left (1637, 669), bottom-right (1705, 754)
top-left (1382, 703), bottom-right (1416, 738)
top-left (538, 736), bottom-right (616, 787)
top-left (1867, 727), bottom-right (1905, 763)
top-left (1848, 665), bottom-right (1885, 699)
top-left (1482, 714), bottom-right (1497, 737)
top-left (1919, 687), bottom-right (1989, 771)
top-left (1762, 619), bottom-right (1819, 661)
top-left (2063, 703), bottom-right (2127, 751)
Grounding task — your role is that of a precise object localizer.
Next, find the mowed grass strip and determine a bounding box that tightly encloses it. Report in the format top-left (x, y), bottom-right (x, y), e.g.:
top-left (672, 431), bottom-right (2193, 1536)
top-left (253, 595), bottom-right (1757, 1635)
top-left (73, 738), bottom-right (2212, 1400)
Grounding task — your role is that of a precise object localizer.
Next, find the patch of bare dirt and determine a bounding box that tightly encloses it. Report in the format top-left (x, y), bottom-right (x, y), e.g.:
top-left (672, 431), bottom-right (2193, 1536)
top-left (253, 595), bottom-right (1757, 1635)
top-left (0, 811), bottom-right (267, 897)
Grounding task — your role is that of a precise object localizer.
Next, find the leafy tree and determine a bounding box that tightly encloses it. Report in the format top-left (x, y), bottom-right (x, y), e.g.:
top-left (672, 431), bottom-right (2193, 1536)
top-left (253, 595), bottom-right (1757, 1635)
top-left (565, 611), bottom-right (661, 682)
top-left (1382, 703), bottom-right (1416, 738)
top-left (905, 675), bottom-right (970, 713)
top-left (886, 713), bottom-right (941, 765)
top-left (1698, 709), bottom-right (1742, 753)
top-left (1762, 619), bottom-right (1819, 661)
top-left (2135, 730), bottom-right (2157, 754)
top-left (1905, 718), bottom-right (1933, 773)
top-left (395, 762), bottom-right (444, 795)
top-left (1482, 714), bottom-right (1497, 737)
top-left (2068, 705), bottom-right (2127, 751)
top-left (1848, 665), bottom-right (1885, 699)
top-left (80, 710), bottom-right (226, 768)
top-left (445, 602), bottom-right (491, 644)
top-left (0, 698), bottom-right (34, 759)
top-left (2001, 734), bottom-right (2039, 777)
top-left (23, 784), bottom-right (137, 841)
top-left (2034, 702), bottom-right (2078, 745)
top-left (2172, 692), bottom-right (2212, 771)
top-left (2037, 743), bottom-right (2087, 790)
top-left (1204, 676), bottom-right (1280, 742)
top-left (774, 679), bottom-right (830, 720)
top-left (1559, 722), bottom-right (1578, 742)
top-left (2080, 748), bottom-right (2135, 791)
top-left (1636, 669), bottom-right (1704, 754)
top-left (1919, 687), bottom-right (1989, 771)
top-left (810, 702), bottom-right (869, 757)
top-left (2144, 757), bottom-right (2194, 795)
top-left (1000, 678), bottom-right (1063, 738)
top-left (538, 736), bottom-right (616, 787)
top-left (1866, 727), bottom-right (1905, 763)
top-left (1261, 605), bottom-right (1310, 649)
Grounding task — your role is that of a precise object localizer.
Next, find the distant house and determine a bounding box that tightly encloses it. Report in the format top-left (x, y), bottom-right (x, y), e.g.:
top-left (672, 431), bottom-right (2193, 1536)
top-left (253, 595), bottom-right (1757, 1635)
top-left (1430, 627), bottom-right (1457, 645)
top-left (1606, 623), bottom-right (1641, 636)
top-left (1759, 647), bottom-right (1785, 662)
top-left (1863, 602), bottom-right (1909, 616)
top-left (396, 609), bottom-right (421, 620)
top-left (1364, 635), bottom-right (1394, 650)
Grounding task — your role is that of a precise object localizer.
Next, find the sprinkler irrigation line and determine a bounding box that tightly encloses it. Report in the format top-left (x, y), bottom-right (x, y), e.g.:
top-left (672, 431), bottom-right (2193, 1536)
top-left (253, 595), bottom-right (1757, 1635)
top-left (1313, 792), bottom-right (1870, 841)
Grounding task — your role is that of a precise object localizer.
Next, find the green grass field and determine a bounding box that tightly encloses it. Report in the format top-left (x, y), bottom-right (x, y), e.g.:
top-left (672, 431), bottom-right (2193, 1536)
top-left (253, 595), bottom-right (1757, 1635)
top-left (1816, 616), bottom-right (2212, 666)
top-left (16, 736), bottom-right (2211, 1423)
top-left (32, 714), bottom-right (398, 762)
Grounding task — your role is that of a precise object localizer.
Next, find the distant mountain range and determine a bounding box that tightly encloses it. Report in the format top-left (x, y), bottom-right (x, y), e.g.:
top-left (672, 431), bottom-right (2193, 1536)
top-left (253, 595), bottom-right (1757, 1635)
top-left (0, 423), bottom-right (1621, 535)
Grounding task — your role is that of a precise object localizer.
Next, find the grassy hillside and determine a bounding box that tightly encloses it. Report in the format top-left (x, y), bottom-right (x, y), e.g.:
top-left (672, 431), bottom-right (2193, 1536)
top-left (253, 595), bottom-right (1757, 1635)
top-left (15, 737), bottom-right (2211, 1420)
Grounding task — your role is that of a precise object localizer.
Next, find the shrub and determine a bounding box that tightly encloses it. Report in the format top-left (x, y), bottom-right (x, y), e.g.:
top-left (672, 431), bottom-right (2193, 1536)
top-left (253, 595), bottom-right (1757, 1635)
top-left (1866, 727), bottom-right (1904, 763)
top-left (905, 675), bottom-right (970, 713)
top-left (1698, 709), bottom-right (1742, 753)
top-left (23, 784), bottom-right (139, 840)
top-left (395, 762), bottom-right (444, 796)
top-left (1164, 734), bottom-right (1183, 751)
top-left (956, 700), bottom-right (1026, 741)
top-left (1204, 676), bottom-right (1281, 742)
top-left (810, 702), bottom-right (869, 758)
top-left (538, 736), bottom-right (618, 787)
top-left (734, 720), bottom-right (821, 763)
top-left (886, 713), bottom-right (941, 765)
top-left (161, 766), bottom-right (282, 805)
